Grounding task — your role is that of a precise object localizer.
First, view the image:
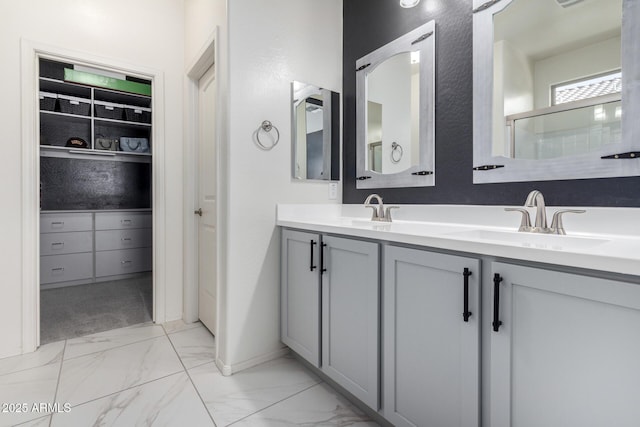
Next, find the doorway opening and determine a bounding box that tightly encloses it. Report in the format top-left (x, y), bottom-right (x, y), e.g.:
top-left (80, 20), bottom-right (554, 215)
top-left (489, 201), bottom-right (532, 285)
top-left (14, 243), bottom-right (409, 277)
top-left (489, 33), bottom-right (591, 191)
top-left (37, 55), bottom-right (155, 344)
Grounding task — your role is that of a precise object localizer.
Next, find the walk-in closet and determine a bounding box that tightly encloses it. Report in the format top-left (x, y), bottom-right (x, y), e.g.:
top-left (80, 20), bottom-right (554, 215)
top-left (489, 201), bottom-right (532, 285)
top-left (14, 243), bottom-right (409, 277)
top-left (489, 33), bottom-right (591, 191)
top-left (38, 58), bottom-right (153, 343)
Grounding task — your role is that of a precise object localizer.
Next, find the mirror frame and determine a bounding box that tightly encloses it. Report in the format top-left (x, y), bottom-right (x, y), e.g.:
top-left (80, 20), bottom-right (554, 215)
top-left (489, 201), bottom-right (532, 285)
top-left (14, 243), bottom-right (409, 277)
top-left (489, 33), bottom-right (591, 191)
top-left (291, 81), bottom-right (340, 182)
top-left (473, 0), bottom-right (640, 184)
top-left (356, 20), bottom-right (436, 189)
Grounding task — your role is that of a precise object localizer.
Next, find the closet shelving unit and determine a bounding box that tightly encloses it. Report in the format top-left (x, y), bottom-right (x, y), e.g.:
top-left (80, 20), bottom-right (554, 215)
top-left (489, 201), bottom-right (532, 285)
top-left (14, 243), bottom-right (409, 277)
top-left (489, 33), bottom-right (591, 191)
top-left (39, 76), bottom-right (152, 164)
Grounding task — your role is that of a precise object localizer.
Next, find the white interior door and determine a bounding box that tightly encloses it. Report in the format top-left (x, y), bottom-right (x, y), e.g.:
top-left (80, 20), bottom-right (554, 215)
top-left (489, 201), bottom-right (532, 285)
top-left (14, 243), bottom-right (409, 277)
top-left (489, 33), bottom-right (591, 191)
top-left (196, 64), bottom-right (217, 335)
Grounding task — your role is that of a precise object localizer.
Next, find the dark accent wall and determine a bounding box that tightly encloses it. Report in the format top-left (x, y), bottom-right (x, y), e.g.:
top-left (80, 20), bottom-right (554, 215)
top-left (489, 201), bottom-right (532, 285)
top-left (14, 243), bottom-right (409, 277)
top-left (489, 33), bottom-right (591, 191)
top-left (41, 158), bottom-right (151, 210)
top-left (343, 0), bottom-right (640, 207)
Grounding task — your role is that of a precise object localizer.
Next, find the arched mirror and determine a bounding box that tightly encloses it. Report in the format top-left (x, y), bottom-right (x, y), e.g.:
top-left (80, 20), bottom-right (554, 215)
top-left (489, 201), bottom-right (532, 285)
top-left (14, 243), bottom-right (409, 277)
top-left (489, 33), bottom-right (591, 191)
top-left (292, 81), bottom-right (340, 181)
top-left (473, 0), bottom-right (640, 183)
top-left (356, 20), bottom-right (436, 189)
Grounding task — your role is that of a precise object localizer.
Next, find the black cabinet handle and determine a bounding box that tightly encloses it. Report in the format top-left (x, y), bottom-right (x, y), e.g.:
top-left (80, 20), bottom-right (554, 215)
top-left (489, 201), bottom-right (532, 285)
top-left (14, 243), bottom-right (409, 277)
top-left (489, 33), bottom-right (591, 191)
top-left (320, 242), bottom-right (327, 274)
top-left (493, 273), bottom-right (503, 332)
top-left (310, 240), bottom-right (317, 271)
top-left (463, 268), bottom-right (472, 322)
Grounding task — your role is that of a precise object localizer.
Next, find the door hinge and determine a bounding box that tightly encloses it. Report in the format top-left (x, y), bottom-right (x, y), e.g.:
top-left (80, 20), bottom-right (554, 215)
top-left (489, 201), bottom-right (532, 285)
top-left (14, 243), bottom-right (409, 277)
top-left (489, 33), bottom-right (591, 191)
top-left (601, 151), bottom-right (640, 159)
top-left (411, 31), bottom-right (433, 45)
top-left (473, 164), bottom-right (505, 171)
top-left (473, 0), bottom-right (503, 13)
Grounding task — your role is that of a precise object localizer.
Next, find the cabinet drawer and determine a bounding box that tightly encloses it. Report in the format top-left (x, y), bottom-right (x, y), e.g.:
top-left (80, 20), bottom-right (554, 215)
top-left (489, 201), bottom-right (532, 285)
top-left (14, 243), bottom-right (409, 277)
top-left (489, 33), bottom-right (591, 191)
top-left (40, 213), bottom-right (92, 233)
top-left (40, 252), bottom-right (93, 284)
top-left (40, 231), bottom-right (93, 256)
top-left (95, 248), bottom-right (152, 277)
top-left (95, 228), bottom-right (152, 251)
top-left (95, 212), bottom-right (152, 230)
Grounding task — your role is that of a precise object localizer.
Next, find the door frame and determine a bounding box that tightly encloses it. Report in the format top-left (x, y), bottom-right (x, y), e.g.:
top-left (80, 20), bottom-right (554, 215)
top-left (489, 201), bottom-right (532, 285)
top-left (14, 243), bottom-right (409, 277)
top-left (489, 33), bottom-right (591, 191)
top-left (183, 28), bottom-right (224, 367)
top-left (20, 39), bottom-right (167, 352)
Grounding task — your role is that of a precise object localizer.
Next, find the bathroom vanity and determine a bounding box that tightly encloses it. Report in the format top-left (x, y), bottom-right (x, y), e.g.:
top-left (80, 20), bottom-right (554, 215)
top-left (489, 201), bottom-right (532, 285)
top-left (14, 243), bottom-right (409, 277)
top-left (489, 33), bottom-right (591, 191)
top-left (278, 204), bottom-right (640, 427)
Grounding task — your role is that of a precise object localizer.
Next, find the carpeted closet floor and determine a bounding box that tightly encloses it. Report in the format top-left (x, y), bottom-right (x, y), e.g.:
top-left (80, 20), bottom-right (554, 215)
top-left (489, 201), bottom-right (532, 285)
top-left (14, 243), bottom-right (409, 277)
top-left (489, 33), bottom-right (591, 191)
top-left (40, 273), bottom-right (153, 344)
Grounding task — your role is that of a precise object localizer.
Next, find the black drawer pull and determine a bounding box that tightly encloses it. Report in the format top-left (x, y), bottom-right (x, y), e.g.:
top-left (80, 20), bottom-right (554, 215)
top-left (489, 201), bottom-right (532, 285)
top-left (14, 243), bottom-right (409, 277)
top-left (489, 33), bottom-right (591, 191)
top-left (320, 242), bottom-right (327, 274)
top-left (122, 238), bottom-right (132, 242)
top-left (121, 219), bottom-right (133, 225)
top-left (492, 273), bottom-right (503, 332)
top-left (121, 260), bottom-right (132, 265)
top-left (51, 267), bottom-right (65, 272)
top-left (463, 268), bottom-right (472, 322)
top-left (51, 221), bottom-right (64, 226)
top-left (310, 240), bottom-right (317, 271)
top-left (51, 242), bottom-right (64, 248)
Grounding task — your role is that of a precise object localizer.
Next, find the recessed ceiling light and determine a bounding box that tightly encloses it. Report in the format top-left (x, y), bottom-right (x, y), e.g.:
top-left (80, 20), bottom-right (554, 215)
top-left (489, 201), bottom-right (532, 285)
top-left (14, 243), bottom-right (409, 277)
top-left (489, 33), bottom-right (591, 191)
top-left (400, 0), bottom-right (420, 8)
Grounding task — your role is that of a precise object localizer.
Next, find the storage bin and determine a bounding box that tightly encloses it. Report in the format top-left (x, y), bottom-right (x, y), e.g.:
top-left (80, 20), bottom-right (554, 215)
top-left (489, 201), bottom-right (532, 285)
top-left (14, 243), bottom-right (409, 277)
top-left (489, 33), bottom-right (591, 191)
top-left (94, 101), bottom-right (125, 120)
top-left (123, 105), bottom-right (152, 124)
top-left (58, 94), bottom-right (91, 116)
top-left (39, 92), bottom-right (57, 111)
top-left (120, 137), bottom-right (150, 153)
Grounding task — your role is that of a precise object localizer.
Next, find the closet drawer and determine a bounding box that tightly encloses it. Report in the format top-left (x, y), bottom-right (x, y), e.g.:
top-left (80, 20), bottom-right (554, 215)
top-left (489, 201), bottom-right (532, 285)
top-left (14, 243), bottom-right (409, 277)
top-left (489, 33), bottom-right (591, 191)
top-left (95, 248), bottom-right (152, 277)
top-left (95, 228), bottom-right (152, 251)
top-left (95, 212), bottom-right (152, 230)
top-left (40, 213), bottom-right (92, 233)
top-left (40, 231), bottom-right (93, 256)
top-left (40, 252), bottom-right (93, 284)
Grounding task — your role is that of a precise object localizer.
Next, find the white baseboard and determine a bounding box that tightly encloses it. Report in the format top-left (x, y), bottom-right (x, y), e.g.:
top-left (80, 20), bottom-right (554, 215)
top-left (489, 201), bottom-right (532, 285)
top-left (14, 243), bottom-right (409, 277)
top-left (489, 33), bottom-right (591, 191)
top-left (216, 347), bottom-right (290, 376)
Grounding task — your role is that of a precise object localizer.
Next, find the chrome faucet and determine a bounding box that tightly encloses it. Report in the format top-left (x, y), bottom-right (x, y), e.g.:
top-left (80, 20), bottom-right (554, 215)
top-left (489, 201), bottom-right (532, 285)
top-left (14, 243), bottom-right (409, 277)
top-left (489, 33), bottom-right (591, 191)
top-left (525, 190), bottom-right (548, 231)
top-left (364, 194), bottom-right (398, 222)
top-left (505, 190), bottom-right (585, 234)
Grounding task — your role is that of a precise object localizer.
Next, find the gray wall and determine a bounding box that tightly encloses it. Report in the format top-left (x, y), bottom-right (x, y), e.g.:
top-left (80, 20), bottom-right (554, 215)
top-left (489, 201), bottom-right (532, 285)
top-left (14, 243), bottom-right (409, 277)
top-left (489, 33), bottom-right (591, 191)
top-left (342, 0), bottom-right (640, 207)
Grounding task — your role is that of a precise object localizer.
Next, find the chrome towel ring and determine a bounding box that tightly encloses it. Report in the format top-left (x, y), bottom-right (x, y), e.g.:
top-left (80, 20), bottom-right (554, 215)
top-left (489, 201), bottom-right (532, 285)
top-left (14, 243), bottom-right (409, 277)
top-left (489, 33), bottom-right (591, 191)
top-left (391, 141), bottom-right (404, 163)
top-left (256, 120), bottom-right (280, 150)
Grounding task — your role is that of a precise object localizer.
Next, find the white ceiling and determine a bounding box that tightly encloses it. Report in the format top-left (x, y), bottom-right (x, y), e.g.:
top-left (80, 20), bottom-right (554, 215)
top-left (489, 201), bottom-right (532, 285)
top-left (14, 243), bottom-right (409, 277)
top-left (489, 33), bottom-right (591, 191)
top-left (494, 0), bottom-right (622, 61)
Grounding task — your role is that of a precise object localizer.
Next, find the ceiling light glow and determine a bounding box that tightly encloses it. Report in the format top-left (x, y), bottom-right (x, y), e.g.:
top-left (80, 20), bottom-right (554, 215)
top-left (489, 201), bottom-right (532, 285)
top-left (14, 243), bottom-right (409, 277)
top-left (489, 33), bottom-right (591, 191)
top-left (400, 0), bottom-right (420, 8)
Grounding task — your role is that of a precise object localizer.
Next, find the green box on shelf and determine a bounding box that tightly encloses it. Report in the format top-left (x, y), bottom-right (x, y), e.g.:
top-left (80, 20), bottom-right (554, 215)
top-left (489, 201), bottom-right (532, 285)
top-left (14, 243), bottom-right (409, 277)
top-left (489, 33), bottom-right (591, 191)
top-left (64, 69), bottom-right (151, 96)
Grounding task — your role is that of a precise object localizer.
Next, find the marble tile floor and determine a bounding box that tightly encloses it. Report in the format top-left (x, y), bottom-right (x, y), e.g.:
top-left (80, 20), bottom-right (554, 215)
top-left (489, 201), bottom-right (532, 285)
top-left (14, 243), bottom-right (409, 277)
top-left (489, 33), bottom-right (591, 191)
top-left (0, 321), bottom-right (378, 427)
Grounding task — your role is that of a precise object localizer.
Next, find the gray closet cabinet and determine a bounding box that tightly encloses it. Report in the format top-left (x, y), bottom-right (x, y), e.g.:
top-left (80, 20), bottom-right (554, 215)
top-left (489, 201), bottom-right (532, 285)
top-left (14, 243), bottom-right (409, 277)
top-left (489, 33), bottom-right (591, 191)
top-left (280, 229), bottom-right (322, 367)
top-left (383, 245), bottom-right (480, 427)
top-left (280, 230), bottom-right (380, 410)
top-left (321, 235), bottom-right (379, 410)
top-left (40, 211), bottom-right (152, 288)
top-left (489, 262), bottom-right (640, 427)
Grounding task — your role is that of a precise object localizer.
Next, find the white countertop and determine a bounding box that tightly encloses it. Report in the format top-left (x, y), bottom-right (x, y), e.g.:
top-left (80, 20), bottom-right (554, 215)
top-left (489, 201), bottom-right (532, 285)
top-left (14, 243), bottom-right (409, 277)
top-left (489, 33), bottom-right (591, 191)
top-left (277, 204), bottom-right (640, 277)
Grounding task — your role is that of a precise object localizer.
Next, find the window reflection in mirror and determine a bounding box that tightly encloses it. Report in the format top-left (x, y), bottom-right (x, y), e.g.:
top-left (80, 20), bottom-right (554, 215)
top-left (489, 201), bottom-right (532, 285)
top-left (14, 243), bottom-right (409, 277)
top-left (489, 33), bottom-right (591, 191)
top-left (292, 81), bottom-right (340, 181)
top-left (493, 0), bottom-right (622, 160)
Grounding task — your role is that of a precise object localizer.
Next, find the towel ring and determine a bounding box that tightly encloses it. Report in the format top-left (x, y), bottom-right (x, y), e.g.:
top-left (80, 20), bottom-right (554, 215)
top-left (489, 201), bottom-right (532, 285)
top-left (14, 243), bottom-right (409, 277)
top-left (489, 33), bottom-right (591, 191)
top-left (256, 120), bottom-right (280, 150)
top-left (391, 142), bottom-right (404, 163)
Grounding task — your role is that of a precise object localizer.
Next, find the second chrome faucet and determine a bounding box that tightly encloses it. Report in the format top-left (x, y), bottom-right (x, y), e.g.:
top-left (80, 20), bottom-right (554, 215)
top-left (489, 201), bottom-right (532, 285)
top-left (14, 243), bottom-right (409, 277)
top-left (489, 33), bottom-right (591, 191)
top-left (506, 190), bottom-right (585, 235)
top-left (364, 194), bottom-right (399, 222)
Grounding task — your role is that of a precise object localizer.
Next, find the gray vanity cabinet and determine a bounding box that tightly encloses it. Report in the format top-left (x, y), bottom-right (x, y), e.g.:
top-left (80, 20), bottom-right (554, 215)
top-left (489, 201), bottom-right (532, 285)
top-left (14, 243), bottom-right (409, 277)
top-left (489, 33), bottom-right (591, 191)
top-left (489, 262), bottom-right (640, 427)
top-left (281, 229), bottom-right (322, 367)
top-left (321, 235), bottom-right (379, 410)
top-left (281, 231), bottom-right (380, 410)
top-left (383, 246), bottom-right (480, 427)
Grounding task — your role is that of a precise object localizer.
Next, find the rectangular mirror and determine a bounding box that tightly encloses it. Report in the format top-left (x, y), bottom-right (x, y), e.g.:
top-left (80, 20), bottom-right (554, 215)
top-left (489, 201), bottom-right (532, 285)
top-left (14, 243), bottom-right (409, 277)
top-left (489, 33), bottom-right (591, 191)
top-left (356, 20), bottom-right (436, 189)
top-left (292, 81), bottom-right (340, 181)
top-left (473, 0), bottom-right (640, 183)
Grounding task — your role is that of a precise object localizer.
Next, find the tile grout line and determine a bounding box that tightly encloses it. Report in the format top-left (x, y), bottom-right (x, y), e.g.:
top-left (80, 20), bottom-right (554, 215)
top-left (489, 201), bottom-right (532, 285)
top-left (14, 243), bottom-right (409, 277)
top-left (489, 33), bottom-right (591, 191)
top-left (57, 371), bottom-right (187, 413)
top-left (164, 324), bottom-right (218, 427)
top-left (49, 339), bottom-right (67, 427)
top-left (226, 382), bottom-right (323, 426)
top-left (61, 328), bottom-right (165, 361)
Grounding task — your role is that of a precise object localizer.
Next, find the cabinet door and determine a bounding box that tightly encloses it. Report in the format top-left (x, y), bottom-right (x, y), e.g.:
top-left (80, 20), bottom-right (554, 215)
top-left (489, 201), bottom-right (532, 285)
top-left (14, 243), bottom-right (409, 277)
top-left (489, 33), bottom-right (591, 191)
top-left (281, 229), bottom-right (321, 367)
top-left (490, 262), bottom-right (640, 427)
top-left (384, 246), bottom-right (480, 427)
top-left (321, 235), bottom-right (379, 410)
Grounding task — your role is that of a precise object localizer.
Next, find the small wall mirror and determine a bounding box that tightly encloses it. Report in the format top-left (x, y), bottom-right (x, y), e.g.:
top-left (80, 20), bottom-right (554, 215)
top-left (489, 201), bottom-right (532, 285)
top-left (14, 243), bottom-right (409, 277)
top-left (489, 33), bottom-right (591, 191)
top-left (292, 81), bottom-right (340, 181)
top-left (356, 20), bottom-right (436, 189)
top-left (473, 0), bottom-right (640, 183)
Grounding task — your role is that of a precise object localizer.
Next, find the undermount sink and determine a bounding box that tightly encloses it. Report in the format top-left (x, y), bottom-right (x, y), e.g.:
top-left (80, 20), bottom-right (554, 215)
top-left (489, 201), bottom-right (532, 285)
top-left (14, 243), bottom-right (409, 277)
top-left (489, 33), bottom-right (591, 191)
top-left (446, 229), bottom-right (610, 250)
